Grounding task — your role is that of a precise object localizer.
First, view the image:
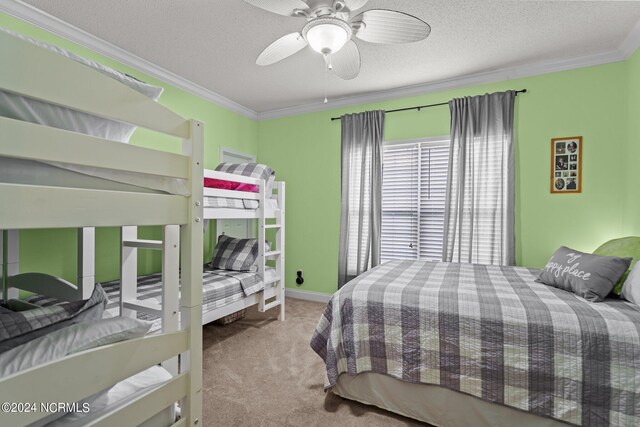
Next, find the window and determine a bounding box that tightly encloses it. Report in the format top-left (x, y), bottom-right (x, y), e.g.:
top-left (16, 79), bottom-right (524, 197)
top-left (381, 138), bottom-right (450, 262)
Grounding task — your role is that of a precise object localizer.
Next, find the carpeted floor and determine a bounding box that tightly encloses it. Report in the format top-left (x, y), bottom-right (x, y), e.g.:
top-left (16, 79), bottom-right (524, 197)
top-left (201, 298), bottom-right (426, 426)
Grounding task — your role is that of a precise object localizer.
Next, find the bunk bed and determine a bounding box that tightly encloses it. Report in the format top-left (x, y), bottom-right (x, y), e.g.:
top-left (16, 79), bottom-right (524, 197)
top-left (0, 28), bottom-right (203, 426)
top-left (7, 161), bottom-right (287, 331)
top-left (15, 167), bottom-right (287, 332)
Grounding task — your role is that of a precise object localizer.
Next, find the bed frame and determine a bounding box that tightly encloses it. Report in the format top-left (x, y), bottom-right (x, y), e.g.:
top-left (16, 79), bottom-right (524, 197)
top-left (0, 30), bottom-right (203, 427)
top-left (202, 169), bottom-right (286, 322)
top-left (2, 171), bottom-right (286, 329)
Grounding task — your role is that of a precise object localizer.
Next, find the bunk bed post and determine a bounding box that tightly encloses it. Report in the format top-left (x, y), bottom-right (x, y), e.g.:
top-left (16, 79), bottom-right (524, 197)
top-left (258, 178), bottom-right (267, 314)
top-left (179, 119), bottom-right (204, 426)
top-left (5, 230), bottom-right (19, 300)
top-left (77, 227), bottom-right (95, 299)
top-left (277, 182), bottom-right (286, 321)
top-left (0, 231), bottom-right (3, 299)
top-left (162, 224), bottom-right (180, 376)
top-left (120, 226), bottom-right (138, 318)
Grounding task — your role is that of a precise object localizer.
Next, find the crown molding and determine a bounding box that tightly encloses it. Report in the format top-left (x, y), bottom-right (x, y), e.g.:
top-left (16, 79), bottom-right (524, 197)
top-left (257, 48), bottom-right (628, 120)
top-left (620, 17), bottom-right (640, 58)
top-left (0, 0), bottom-right (259, 120)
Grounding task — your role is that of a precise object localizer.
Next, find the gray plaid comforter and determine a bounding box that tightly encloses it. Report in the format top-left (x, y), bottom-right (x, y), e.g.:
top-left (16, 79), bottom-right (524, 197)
top-left (28, 268), bottom-right (270, 333)
top-left (1, 285), bottom-right (107, 341)
top-left (310, 260), bottom-right (640, 426)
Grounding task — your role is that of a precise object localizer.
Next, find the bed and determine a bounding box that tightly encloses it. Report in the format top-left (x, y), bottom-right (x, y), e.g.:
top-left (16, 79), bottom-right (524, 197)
top-left (27, 266), bottom-right (280, 333)
top-left (311, 260), bottom-right (640, 426)
top-left (0, 25), bottom-right (204, 426)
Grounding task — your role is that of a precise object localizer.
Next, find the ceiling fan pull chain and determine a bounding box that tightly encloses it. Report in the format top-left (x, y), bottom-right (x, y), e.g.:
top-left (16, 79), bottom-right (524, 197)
top-left (324, 58), bottom-right (329, 104)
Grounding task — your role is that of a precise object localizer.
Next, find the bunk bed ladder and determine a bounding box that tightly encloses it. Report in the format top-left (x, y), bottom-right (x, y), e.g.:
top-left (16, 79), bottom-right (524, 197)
top-left (258, 181), bottom-right (286, 321)
top-left (121, 225), bottom-right (180, 375)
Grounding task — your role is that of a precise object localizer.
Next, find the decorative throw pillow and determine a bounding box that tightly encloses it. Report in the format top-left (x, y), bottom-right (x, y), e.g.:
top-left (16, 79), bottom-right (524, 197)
top-left (593, 237), bottom-right (640, 295)
top-left (537, 246), bottom-right (632, 302)
top-left (211, 235), bottom-right (260, 272)
top-left (621, 263), bottom-right (640, 305)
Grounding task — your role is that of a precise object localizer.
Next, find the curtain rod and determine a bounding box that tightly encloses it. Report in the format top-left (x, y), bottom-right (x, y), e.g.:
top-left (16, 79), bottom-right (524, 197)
top-left (330, 89), bottom-right (527, 121)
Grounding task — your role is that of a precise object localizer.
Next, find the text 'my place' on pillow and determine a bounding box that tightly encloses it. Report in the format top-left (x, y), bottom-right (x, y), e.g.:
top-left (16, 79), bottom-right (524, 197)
top-left (537, 246), bottom-right (632, 302)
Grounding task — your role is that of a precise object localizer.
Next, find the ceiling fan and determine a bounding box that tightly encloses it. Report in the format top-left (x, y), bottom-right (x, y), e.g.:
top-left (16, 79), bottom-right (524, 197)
top-left (244, 0), bottom-right (431, 80)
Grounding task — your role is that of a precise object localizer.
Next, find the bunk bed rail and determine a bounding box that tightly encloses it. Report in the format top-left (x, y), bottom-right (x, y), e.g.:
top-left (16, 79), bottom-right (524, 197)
top-left (0, 331), bottom-right (189, 426)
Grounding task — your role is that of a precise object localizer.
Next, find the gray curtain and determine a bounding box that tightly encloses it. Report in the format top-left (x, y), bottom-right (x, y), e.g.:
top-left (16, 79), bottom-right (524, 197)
top-left (338, 110), bottom-right (385, 288)
top-left (443, 91), bottom-right (516, 266)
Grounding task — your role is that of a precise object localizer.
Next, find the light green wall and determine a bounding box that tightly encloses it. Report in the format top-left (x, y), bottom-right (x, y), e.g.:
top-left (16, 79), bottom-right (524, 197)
top-left (625, 47), bottom-right (640, 236)
top-left (0, 14), bottom-right (259, 283)
top-left (258, 61), bottom-right (631, 295)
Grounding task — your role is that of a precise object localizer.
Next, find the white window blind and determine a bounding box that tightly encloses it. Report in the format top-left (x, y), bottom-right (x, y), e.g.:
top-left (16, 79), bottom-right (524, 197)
top-left (381, 139), bottom-right (450, 262)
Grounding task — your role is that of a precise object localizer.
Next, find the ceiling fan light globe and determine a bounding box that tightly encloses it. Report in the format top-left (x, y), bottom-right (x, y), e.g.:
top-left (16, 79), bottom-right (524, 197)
top-left (302, 17), bottom-right (353, 55)
top-left (307, 23), bottom-right (349, 54)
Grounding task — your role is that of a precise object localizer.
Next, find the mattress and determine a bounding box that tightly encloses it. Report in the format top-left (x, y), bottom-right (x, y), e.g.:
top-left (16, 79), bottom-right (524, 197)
top-left (26, 267), bottom-right (276, 332)
top-left (100, 267), bottom-right (277, 332)
top-left (333, 372), bottom-right (566, 427)
top-left (204, 196), bottom-right (279, 210)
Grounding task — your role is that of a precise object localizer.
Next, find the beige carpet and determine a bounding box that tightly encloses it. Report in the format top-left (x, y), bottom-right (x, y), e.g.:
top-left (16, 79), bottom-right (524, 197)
top-left (201, 298), bottom-right (426, 426)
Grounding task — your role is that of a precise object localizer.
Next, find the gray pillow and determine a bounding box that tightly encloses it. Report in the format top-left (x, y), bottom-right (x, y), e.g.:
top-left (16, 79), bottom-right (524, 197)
top-left (621, 262), bottom-right (640, 305)
top-left (210, 235), bottom-right (271, 272)
top-left (537, 246), bottom-right (632, 302)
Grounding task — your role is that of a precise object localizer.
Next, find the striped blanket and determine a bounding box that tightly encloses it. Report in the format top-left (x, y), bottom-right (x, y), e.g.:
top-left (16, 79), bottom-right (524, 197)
top-left (29, 268), bottom-right (271, 333)
top-left (310, 260), bottom-right (640, 426)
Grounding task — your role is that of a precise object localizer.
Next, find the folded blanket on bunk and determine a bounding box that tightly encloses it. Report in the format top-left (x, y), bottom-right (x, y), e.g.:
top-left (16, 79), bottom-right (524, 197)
top-left (204, 178), bottom-right (258, 193)
top-left (214, 162), bottom-right (276, 195)
top-left (0, 285), bottom-right (108, 353)
top-left (208, 268), bottom-right (264, 297)
top-left (310, 260), bottom-right (640, 427)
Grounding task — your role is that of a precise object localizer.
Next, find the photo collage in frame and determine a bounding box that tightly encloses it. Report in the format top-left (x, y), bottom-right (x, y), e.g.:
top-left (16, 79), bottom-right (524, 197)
top-left (551, 136), bottom-right (582, 193)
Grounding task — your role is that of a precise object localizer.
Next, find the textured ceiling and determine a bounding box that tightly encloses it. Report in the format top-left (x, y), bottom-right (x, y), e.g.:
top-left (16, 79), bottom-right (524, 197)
top-left (21, 0), bottom-right (640, 113)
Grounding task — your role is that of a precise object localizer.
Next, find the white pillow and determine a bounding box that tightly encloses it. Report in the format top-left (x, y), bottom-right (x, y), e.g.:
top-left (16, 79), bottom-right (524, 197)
top-left (0, 316), bottom-right (151, 379)
top-left (621, 263), bottom-right (640, 305)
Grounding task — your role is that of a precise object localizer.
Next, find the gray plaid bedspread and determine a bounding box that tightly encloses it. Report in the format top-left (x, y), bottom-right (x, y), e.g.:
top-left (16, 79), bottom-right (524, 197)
top-left (1, 285), bottom-right (107, 341)
top-left (310, 260), bottom-right (640, 426)
top-left (204, 197), bottom-right (259, 210)
top-left (28, 268), bottom-right (270, 333)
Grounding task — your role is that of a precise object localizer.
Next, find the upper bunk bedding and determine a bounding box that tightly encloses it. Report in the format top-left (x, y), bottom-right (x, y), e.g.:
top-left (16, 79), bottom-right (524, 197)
top-left (0, 27), bottom-right (188, 196)
top-left (310, 260), bottom-right (640, 427)
top-left (27, 267), bottom-right (278, 333)
top-left (204, 162), bottom-right (278, 210)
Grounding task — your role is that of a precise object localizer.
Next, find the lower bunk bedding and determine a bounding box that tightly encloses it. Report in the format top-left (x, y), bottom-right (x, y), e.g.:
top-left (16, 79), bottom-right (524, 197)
top-left (1, 286), bottom-right (176, 426)
top-left (27, 266), bottom-right (277, 332)
top-left (311, 260), bottom-right (640, 427)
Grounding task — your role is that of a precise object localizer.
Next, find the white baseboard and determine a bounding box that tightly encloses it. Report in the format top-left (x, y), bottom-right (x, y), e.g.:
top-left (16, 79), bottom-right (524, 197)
top-left (285, 288), bottom-right (332, 304)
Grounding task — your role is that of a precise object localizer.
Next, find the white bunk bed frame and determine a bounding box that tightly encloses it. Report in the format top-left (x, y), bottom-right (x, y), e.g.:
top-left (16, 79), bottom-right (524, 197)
top-left (202, 169), bottom-right (286, 322)
top-left (2, 172), bottom-right (287, 327)
top-left (0, 30), bottom-right (204, 426)
top-left (3, 172), bottom-right (286, 325)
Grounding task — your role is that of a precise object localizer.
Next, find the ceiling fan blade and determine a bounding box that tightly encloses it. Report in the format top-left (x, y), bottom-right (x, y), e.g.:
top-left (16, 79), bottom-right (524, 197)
top-left (256, 32), bottom-right (308, 66)
top-left (243, 0), bottom-right (309, 17)
top-left (339, 0), bottom-right (369, 12)
top-left (352, 9), bottom-right (431, 44)
top-left (330, 39), bottom-right (360, 80)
